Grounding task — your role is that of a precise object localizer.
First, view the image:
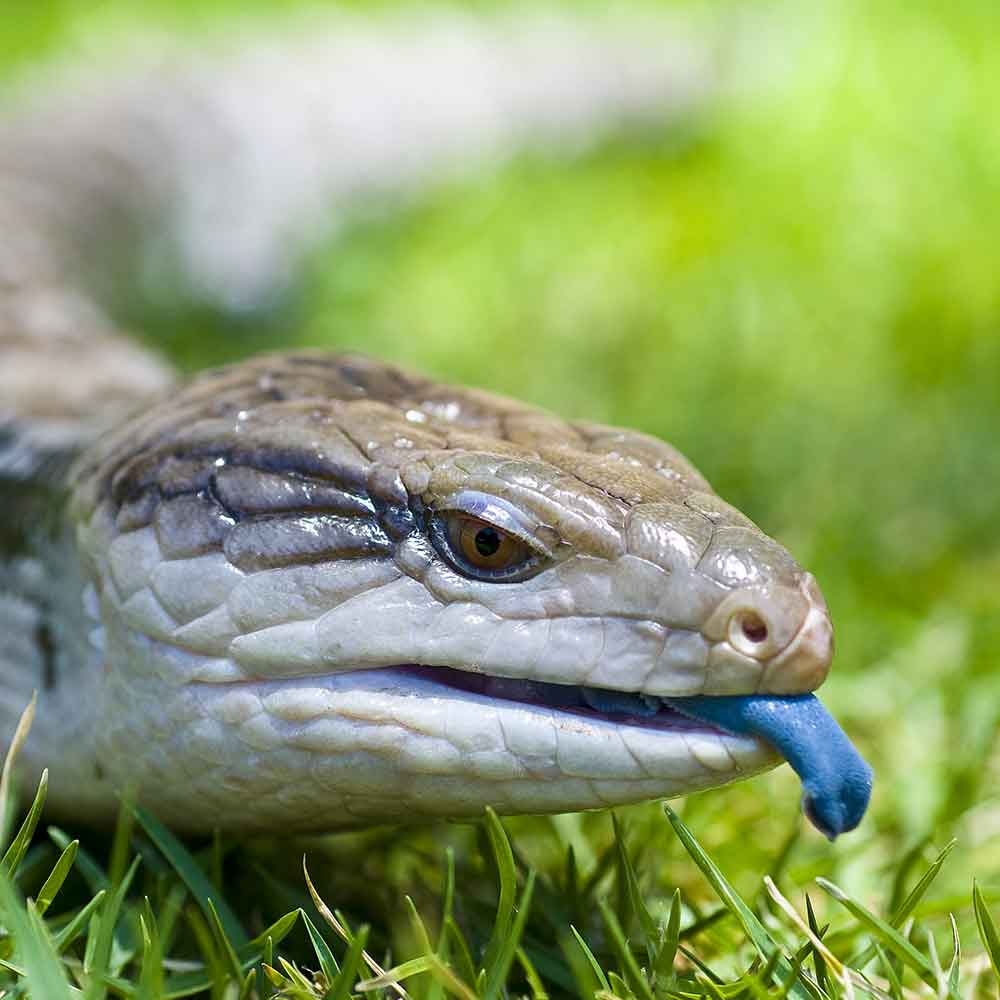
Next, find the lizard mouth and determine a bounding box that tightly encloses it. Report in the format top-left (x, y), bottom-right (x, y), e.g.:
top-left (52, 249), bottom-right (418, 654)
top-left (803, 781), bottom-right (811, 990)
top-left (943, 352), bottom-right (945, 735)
top-left (395, 664), bottom-right (718, 732)
top-left (392, 664), bottom-right (873, 839)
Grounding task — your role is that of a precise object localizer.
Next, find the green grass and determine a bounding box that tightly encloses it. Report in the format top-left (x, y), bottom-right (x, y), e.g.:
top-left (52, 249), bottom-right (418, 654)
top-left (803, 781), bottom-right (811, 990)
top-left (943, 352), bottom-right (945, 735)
top-left (0, 726), bottom-right (998, 998)
top-left (2, 0), bottom-right (1000, 996)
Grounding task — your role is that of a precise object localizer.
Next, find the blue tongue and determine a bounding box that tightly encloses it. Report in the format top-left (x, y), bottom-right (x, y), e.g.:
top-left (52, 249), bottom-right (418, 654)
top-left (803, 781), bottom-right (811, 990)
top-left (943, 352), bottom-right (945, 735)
top-left (662, 694), bottom-right (873, 840)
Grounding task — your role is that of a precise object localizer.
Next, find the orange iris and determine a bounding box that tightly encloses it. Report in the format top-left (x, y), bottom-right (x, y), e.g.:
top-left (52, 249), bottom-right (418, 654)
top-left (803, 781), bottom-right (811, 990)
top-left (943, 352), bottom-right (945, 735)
top-left (446, 515), bottom-right (532, 572)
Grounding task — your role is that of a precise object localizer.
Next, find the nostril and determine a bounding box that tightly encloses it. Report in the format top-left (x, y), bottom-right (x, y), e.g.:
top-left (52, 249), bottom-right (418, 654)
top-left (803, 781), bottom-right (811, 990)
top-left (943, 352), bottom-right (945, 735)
top-left (726, 608), bottom-right (773, 658)
top-left (739, 612), bottom-right (768, 645)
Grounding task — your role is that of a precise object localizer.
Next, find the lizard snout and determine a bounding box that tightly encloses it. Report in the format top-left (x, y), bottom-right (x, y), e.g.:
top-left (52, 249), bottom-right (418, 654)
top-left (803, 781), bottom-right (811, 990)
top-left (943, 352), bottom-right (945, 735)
top-left (757, 573), bottom-right (834, 693)
top-left (700, 570), bottom-right (833, 695)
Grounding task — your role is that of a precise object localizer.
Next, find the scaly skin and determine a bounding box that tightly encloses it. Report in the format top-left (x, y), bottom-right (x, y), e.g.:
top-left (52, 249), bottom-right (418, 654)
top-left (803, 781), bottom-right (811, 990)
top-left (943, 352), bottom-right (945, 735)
top-left (47, 352), bottom-right (834, 832)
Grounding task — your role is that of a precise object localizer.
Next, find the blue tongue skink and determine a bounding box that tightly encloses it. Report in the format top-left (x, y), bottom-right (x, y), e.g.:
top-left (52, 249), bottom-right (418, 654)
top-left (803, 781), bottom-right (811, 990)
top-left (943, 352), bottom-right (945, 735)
top-left (663, 694), bottom-right (873, 840)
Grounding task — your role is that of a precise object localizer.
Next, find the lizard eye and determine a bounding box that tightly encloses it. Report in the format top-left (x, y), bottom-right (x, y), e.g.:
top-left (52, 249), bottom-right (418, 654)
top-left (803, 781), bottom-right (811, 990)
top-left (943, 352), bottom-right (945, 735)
top-left (428, 492), bottom-right (549, 582)
top-left (448, 515), bottom-right (532, 573)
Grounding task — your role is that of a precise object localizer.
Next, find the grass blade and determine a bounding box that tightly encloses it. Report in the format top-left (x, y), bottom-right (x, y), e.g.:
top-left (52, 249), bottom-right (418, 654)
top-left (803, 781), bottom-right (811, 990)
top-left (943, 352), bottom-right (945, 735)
top-left (974, 880), bottom-right (1000, 982)
top-left (206, 897), bottom-right (244, 981)
top-left (304, 857), bottom-right (408, 1000)
top-left (52, 889), bottom-right (107, 952)
top-left (664, 805), bottom-right (813, 1000)
top-left (445, 916), bottom-right (478, 989)
top-left (131, 803), bottom-right (247, 948)
top-left (517, 946), bottom-right (549, 1000)
top-left (481, 807), bottom-right (518, 975)
top-left (0, 866), bottom-right (72, 999)
top-left (851, 839), bottom-right (956, 968)
top-left (327, 923), bottom-right (371, 1000)
top-left (108, 796), bottom-right (136, 888)
top-left (302, 909), bottom-right (340, 987)
top-left (137, 898), bottom-right (164, 1000)
top-left (611, 812), bottom-right (657, 954)
top-left (239, 967), bottom-right (257, 1000)
top-left (357, 955), bottom-right (434, 992)
top-left (817, 876), bottom-right (952, 996)
top-left (0, 694), bottom-right (36, 851)
top-left (569, 926), bottom-right (611, 994)
top-left (242, 907), bottom-right (301, 957)
top-left (483, 870), bottom-right (536, 1000)
top-left (82, 854), bottom-right (140, 1000)
top-left (598, 898), bottom-right (654, 1000)
top-left (947, 913), bottom-right (961, 996)
top-left (805, 895), bottom-right (829, 993)
top-left (49, 825), bottom-right (109, 891)
top-left (875, 944), bottom-right (903, 1000)
top-left (1, 768), bottom-right (48, 876)
top-left (654, 887), bottom-right (682, 980)
top-left (34, 837), bottom-right (78, 915)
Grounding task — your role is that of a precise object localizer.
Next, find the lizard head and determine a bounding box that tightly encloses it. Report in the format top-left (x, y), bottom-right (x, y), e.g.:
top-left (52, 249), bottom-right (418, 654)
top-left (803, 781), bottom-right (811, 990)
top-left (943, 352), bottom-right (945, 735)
top-left (66, 353), bottom-right (865, 834)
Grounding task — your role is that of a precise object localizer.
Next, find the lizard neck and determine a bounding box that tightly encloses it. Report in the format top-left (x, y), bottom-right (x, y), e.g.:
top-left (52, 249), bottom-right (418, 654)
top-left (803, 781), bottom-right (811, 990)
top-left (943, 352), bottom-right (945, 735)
top-left (0, 511), bottom-right (116, 821)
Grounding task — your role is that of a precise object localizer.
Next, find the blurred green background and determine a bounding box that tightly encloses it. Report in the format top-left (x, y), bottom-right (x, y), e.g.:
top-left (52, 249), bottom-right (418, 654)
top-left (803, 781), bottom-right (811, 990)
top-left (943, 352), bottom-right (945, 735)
top-left (4, 0), bottom-right (1000, 981)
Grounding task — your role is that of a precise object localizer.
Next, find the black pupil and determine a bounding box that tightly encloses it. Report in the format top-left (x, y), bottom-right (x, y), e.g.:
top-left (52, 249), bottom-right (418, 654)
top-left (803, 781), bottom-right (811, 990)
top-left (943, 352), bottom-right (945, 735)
top-left (474, 527), bottom-right (502, 558)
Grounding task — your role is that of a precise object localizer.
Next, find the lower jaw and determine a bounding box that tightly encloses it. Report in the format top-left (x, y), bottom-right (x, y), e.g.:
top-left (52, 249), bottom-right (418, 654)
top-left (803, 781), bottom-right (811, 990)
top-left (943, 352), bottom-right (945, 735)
top-left (128, 653), bottom-right (780, 831)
